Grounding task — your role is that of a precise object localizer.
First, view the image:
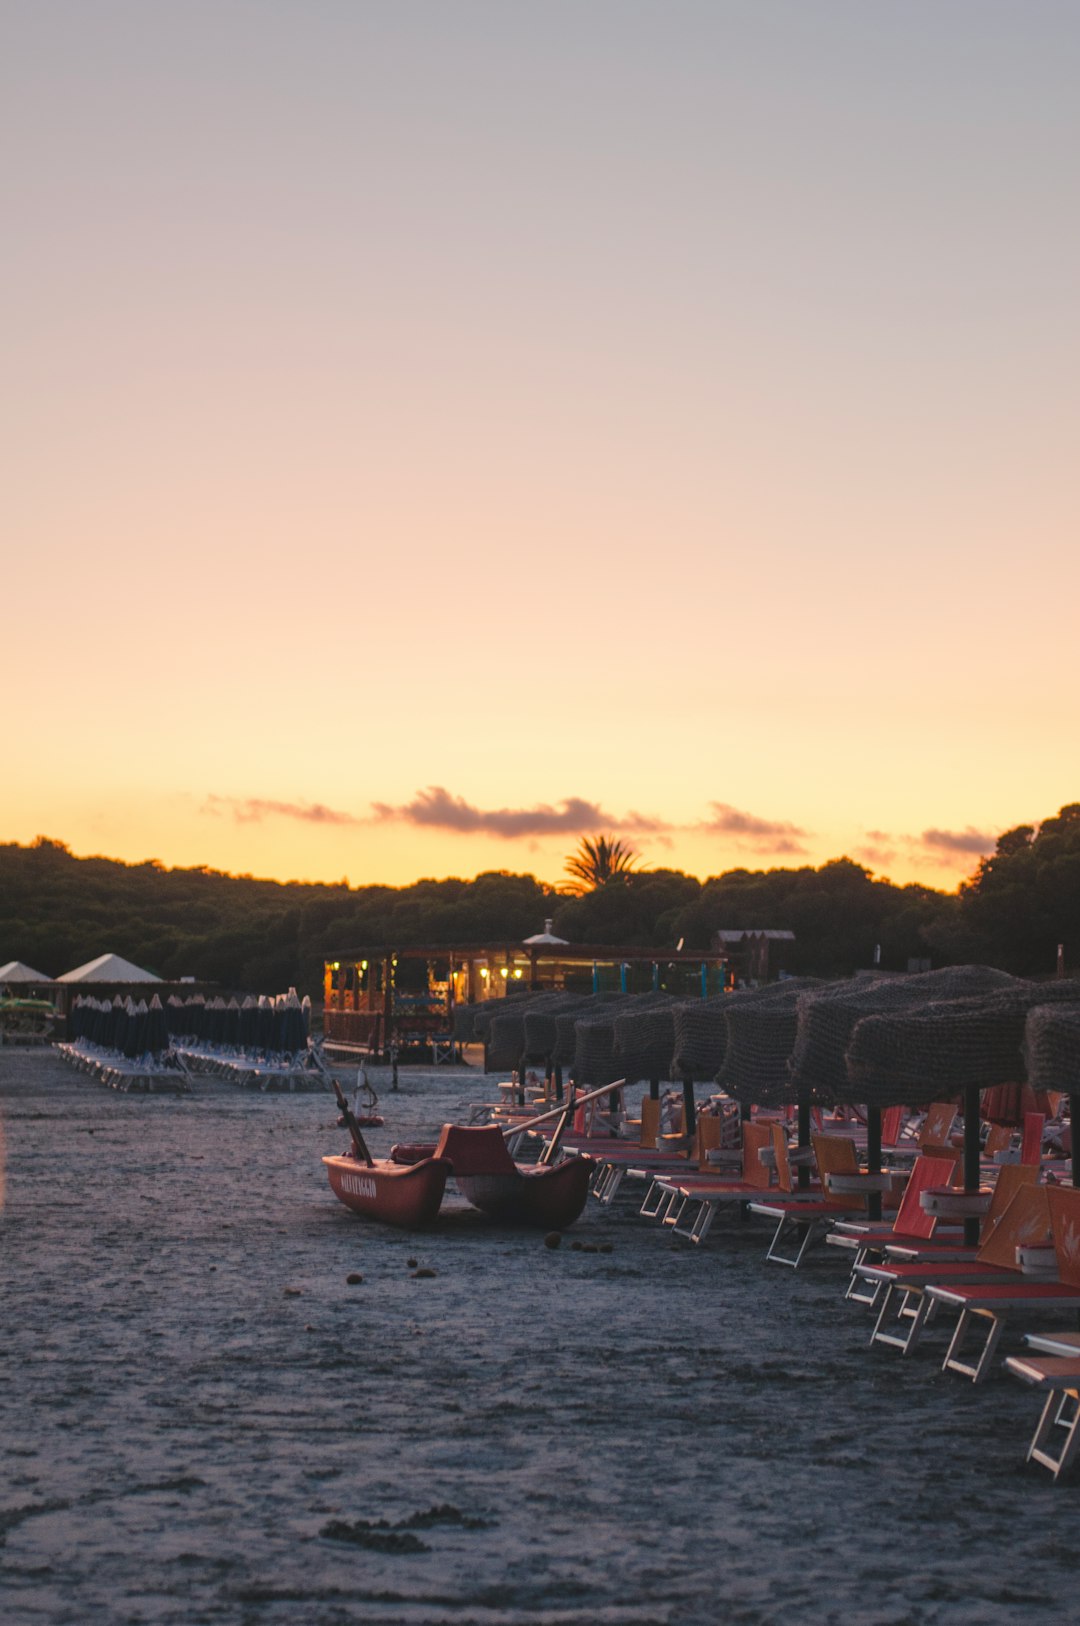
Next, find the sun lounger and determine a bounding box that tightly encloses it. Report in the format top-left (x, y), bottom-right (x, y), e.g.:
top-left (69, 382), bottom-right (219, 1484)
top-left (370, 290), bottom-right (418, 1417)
top-left (747, 1127), bottom-right (864, 1268)
top-left (1002, 1354), bottom-right (1080, 1479)
top-left (645, 1121), bottom-right (782, 1243)
top-left (860, 1179), bottom-right (1053, 1359)
top-left (828, 1151), bottom-right (961, 1303)
top-left (923, 1185), bottom-right (1080, 1382)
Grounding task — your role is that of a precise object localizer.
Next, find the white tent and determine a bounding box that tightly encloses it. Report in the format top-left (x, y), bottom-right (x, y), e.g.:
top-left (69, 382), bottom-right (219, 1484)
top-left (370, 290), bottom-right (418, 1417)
top-left (0, 960), bottom-right (50, 983)
top-left (57, 953), bottom-right (161, 984)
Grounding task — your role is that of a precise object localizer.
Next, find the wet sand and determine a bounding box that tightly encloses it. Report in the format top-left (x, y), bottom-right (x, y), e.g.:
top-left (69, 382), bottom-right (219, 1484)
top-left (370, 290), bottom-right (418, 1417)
top-left (0, 1049), bottom-right (1074, 1626)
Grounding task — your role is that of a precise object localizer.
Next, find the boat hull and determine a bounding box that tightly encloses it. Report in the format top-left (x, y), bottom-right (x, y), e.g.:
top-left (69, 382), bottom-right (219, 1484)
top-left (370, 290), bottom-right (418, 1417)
top-left (323, 1153), bottom-right (450, 1228)
top-left (455, 1155), bottom-right (594, 1229)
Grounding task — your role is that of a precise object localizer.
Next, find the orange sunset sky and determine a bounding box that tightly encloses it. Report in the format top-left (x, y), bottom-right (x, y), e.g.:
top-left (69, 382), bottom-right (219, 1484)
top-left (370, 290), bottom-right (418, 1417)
top-left (4, 3), bottom-right (1077, 893)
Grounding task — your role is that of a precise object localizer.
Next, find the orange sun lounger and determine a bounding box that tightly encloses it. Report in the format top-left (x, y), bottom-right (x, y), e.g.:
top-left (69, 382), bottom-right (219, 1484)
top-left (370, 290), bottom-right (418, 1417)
top-left (921, 1185), bottom-right (1080, 1383)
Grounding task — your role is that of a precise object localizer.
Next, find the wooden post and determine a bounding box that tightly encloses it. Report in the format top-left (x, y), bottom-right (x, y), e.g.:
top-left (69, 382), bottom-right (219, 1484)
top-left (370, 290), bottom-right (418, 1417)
top-left (383, 956), bottom-right (393, 1063)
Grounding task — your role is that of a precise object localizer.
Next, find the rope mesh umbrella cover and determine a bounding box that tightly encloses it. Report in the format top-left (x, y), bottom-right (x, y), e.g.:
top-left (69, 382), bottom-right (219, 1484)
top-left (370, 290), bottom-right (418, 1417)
top-left (485, 992), bottom-right (580, 1069)
top-left (521, 995), bottom-right (599, 1060)
top-left (788, 965), bottom-right (1020, 1107)
top-left (669, 996), bottom-right (738, 1080)
top-left (574, 993), bottom-right (675, 1086)
top-left (611, 997), bottom-right (680, 1084)
top-left (846, 979), bottom-right (1080, 1107)
top-left (1024, 1001), bottom-right (1080, 1094)
top-left (550, 994), bottom-right (624, 1066)
top-left (714, 977), bottom-right (831, 1106)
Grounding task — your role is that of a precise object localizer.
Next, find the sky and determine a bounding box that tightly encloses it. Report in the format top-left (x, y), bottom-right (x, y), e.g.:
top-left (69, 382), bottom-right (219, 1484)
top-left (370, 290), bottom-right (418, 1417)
top-left (4, 1), bottom-right (1078, 893)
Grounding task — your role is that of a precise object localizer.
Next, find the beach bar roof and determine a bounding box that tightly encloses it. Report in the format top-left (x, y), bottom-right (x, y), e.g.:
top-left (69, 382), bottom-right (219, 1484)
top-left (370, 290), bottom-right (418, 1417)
top-left (323, 937), bottom-right (730, 1057)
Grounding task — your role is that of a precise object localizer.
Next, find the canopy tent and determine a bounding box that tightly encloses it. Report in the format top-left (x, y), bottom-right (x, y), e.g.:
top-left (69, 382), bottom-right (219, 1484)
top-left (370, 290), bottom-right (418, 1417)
top-left (0, 960), bottom-right (50, 983)
top-left (57, 953), bottom-right (162, 984)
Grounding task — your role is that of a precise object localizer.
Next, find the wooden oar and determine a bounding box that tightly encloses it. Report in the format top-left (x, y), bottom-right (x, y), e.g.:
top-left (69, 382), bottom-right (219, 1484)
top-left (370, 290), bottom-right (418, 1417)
top-left (498, 1079), bottom-right (627, 1140)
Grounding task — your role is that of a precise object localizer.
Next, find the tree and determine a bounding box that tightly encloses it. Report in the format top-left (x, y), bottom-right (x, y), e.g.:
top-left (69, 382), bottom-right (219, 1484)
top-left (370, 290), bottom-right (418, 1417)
top-left (563, 834), bottom-right (641, 894)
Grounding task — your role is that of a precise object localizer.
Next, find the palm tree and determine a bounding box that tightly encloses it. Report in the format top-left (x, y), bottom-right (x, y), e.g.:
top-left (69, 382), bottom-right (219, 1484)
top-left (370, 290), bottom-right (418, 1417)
top-left (564, 834), bottom-right (641, 894)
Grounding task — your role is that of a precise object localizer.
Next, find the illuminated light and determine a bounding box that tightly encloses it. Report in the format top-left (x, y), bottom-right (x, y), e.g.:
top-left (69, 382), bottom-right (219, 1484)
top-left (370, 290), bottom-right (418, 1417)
top-left (512, 969), bottom-right (522, 979)
top-left (481, 968), bottom-right (490, 979)
top-left (360, 960), bottom-right (368, 971)
top-left (500, 968), bottom-right (508, 979)
top-left (331, 961), bottom-right (340, 970)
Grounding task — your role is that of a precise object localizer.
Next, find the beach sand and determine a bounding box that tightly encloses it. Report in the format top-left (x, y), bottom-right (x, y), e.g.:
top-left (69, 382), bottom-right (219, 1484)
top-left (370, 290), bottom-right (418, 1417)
top-left (0, 1049), bottom-right (1073, 1626)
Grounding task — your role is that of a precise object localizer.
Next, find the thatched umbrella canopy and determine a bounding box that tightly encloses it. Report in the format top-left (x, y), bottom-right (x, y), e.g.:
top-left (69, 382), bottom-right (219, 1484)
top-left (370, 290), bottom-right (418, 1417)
top-left (522, 995), bottom-right (596, 1063)
top-left (1024, 1001), bottom-right (1080, 1095)
top-left (715, 978), bottom-right (830, 1108)
top-left (845, 980), bottom-right (1080, 1108)
top-left (573, 994), bottom-right (668, 1088)
top-left (670, 996), bottom-right (733, 1083)
top-left (1024, 1002), bottom-right (1080, 1187)
top-left (612, 997), bottom-right (680, 1087)
top-left (788, 965), bottom-right (1019, 1107)
top-left (550, 995), bottom-right (622, 1069)
top-left (845, 978), bottom-right (1080, 1239)
top-left (486, 992), bottom-right (582, 1071)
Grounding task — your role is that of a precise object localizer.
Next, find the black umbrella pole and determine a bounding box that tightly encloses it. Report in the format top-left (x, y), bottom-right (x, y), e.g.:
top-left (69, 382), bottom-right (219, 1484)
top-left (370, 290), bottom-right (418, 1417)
top-left (963, 1084), bottom-right (981, 1248)
top-left (798, 1092), bottom-right (811, 1190)
top-left (866, 1105), bottom-right (882, 1222)
top-left (682, 1079), bottom-right (697, 1137)
top-left (1071, 1095), bottom-right (1080, 1191)
top-left (554, 1063), bottom-right (563, 1101)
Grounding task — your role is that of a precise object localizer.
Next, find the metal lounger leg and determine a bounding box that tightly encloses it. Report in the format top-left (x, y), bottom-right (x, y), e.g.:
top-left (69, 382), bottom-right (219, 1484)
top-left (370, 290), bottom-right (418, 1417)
top-left (846, 1269), bottom-right (885, 1308)
top-left (639, 1178), bottom-right (673, 1218)
top-left (942, 1307), bottom-right (1006, 1383)
top-left (869, 1285), bottom-right (935, 1355)
top-left (1029, 1389), bottom-right (1080, 1480)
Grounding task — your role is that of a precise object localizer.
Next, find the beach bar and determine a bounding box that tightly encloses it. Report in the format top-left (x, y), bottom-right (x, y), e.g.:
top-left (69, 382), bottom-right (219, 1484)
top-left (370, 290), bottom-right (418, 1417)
top-left (322, 930), bottom-right (729, 1059)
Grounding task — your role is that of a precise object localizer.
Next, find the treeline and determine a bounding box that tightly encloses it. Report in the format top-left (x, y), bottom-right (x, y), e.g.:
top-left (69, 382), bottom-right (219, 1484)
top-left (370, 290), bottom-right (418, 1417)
top-left (2, 806), bottom-right (1078, 994)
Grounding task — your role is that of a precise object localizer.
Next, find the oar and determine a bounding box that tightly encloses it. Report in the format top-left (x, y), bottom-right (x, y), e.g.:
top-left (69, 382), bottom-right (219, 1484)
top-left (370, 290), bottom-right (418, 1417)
top-left (329, 1074), bottom-right (375, 1168)
top-left (499, 1079), bottom-right (628, 1140)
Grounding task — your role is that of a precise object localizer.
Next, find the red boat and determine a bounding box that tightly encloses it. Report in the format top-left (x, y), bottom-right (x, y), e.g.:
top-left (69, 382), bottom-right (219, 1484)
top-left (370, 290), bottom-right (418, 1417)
top-left (430, 1123), bottom-right (594, 1229)
top-left (323, 1150), bottom-right (450, 1227)
top-left (323, 1073), bottom-right (448, 1227)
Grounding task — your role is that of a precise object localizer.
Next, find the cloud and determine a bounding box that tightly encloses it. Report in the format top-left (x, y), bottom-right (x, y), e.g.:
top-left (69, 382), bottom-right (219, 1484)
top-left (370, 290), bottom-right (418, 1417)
top-left (202, 795), bottom-right (361, 827)
top-left (854, 826), bottom-right (996, 873)
top-left (920, 826), bottom-right (996, 857)
top-left (372, 785), bottom-right (669, 839)
top-left (701, 802), bottom-right (810, 855)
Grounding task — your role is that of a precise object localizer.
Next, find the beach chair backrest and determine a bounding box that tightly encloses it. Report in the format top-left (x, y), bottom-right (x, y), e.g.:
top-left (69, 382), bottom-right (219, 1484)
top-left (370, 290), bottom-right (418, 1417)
top-left (1048, 1186), bottom-right (1080, 1290)
top-left (741, 1120), bottom-right (773, 1189)
top-left (434, 1122), bottom-right (518, 1176)
top-left (919, 1102), bottom-right (958, 1145)
top-left (893, 1153), bottom-right (961, 1239)
top-left (811, 1133), bottom-right (860, 1209)
top-left (976, 1184), bottom-right (1052, 1269)
top-left (769, 1122), bottom-right (794, 1192)
top-left (697, 1112), bottom-right (724, 1170)
top-left (881, 1105), bottom-right (904, 1148)
top-left (980, 1162), bottom-right (1038, 1242)
top-left (1020, 1112), bottom-right (1045, 1167)
top-left (983, 1123), bottom-right (1012, 1160)
top-left (918, 1142), bottom-right (963, 1168)
top-left (639, 1095), bottom-right (660, 1150)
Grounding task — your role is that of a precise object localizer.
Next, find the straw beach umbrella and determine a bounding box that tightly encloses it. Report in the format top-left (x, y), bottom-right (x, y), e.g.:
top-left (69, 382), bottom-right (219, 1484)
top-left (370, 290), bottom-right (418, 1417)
top-left (1024, 1002), bottom-right (1080, 1186)
top-left (845, 979), bottom-right (1080, 1240)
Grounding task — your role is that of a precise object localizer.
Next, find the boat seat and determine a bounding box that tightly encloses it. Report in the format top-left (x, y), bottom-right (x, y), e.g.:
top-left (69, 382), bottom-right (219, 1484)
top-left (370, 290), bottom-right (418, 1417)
top-left (433, 1122), bottom-right (519, 1175)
